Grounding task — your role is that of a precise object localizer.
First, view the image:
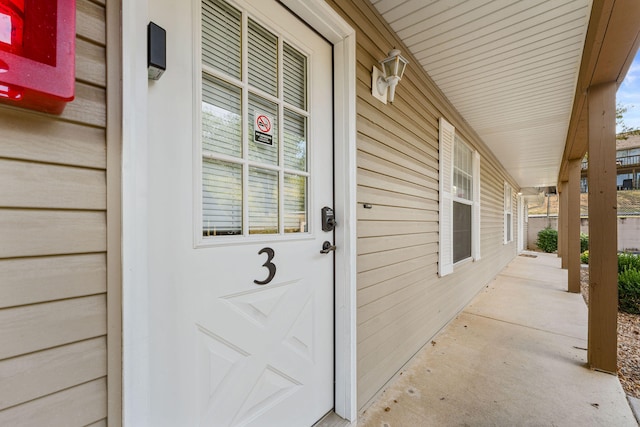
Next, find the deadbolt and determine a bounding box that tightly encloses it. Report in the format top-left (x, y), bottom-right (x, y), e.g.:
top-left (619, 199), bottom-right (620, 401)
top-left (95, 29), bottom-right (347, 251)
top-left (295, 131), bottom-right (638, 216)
top-left (321, 206), bottom-right (336, 232)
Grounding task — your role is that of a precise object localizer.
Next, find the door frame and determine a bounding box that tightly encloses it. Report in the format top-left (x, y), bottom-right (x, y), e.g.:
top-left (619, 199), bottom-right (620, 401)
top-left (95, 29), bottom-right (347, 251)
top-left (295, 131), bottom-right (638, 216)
top-left (121, 0), bottom-right (358, 423)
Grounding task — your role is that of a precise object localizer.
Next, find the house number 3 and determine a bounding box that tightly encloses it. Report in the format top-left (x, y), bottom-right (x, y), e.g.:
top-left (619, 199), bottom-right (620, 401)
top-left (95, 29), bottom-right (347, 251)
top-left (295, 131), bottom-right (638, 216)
top-left (254, 247), bottom-right (276, 285)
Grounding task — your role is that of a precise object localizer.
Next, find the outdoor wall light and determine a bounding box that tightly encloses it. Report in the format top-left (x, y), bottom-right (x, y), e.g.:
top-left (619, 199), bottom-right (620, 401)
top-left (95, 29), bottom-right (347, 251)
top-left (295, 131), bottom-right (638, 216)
top-left (371, 48), bottom-right (409, 104)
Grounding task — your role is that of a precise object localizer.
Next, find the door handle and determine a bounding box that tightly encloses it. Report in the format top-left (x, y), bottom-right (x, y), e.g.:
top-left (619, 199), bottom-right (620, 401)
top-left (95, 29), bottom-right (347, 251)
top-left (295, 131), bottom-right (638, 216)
top-left (320, 241), bottom-right (336, 254)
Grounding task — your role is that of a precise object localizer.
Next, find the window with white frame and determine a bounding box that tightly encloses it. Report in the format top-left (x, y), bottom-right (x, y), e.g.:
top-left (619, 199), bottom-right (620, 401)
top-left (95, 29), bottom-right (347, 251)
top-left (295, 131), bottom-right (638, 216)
top-left (453, 137), bottom-right (473, 263)
top-left (504, 182), bottom-right (513, 243)
top-left (438, 117), bottom-right (481, 277)
top-left (199, 0), bottom-right (310, 238)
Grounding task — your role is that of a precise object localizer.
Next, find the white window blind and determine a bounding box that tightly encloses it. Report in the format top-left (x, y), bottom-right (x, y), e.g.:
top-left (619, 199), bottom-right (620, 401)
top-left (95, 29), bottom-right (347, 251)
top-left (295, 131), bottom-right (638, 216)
top-left (202, 0), bottom-right (241, 79)
top-left (283, 43), bottom-right (306, 110)
top-left (504, 182), bottom-right (513, 243)
top-left (248, 18), bottom-right (278, 97)
top-left (200, 0), bottom-right (310, 238)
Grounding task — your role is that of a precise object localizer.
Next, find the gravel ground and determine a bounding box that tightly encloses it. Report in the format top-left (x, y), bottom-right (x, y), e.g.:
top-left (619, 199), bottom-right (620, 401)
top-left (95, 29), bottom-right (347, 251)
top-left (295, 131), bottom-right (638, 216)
top-left (580, 267), bottom-right (640, 398)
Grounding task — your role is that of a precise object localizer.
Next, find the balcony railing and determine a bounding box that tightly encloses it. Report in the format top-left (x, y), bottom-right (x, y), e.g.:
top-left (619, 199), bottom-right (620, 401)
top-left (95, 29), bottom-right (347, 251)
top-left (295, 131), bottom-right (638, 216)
top-left (582, 154), bottom-right (640, 171)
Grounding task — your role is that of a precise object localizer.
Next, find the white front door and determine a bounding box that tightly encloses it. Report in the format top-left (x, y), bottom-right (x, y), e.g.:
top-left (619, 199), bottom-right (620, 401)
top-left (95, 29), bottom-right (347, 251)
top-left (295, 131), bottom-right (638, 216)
top-left (145, 0), bottom-right (334, 425)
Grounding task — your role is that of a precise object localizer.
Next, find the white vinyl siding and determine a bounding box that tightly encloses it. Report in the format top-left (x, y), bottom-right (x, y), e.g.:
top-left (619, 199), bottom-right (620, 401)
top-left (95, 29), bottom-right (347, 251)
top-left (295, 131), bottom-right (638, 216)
top-left (0, 0), bottom-right (112, 423)
top-left (325, 0), bottom-right (523, 410)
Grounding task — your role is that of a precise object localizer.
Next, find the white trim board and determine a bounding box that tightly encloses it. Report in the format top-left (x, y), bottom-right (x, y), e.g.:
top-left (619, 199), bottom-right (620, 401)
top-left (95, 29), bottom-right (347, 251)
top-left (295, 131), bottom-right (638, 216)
top-left (280, 1), bottom-right (358, 421)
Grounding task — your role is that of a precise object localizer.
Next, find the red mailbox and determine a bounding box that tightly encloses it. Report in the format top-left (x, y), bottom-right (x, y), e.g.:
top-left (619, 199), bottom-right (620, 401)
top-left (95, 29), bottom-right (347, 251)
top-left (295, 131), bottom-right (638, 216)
top-left (0, 0), bottom-right (75, 115)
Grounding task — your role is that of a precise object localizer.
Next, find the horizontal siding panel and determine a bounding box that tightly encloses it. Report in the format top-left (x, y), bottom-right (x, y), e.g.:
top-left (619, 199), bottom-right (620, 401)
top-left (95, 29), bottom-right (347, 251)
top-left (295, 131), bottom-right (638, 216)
top-left (358, 185), bottom-right (434, 210)
top-left (358, 150), bottom-right (437, 190)
top-left (60, 83), bottom-right (107, 127)
top-left (0, 295), bottom-right (106, 360)
top-left (357, 204), bottom-right (438, 222)
top-left (76, 38), bottom-right (107, 87)
top-left (356, 102), bottom-right (439, 166)
top-left (0, 159), bottom-right (106, 210)
top-left (356, 321), bottom-right (438, 405)
top-left (0, 337), bottom-right (106, 410)
top-left (0, 210), bottom-right (106, 258)
top-left (357, 232), bottom-right (436, 255)
top-left (358, 274), bottom-right (434, 324)
top-left (86, 420), bottom-right (108, 427)
top-left (0, 107), bottom-right (106, 168)
top-left (356, 116), bottom-right (438, 179)
top-left (0, 378), bottom-right (107, 427)
top-left (357, 280), bottom-right (448, 345)
top-left (358, 242), bottom-right (437, 273)
top-left (358, 265), bottom-right (434, 308)
top-left (357, 272), bottom-right (473, 366)
top-left (0, 254), bottom-right (106, 308)
top-left (357, 220), bottom-right (438, 238)
top-left (77, 0), bottom-right (106, 45)
top-left (358, 168), bottom-right (434, 201)
top-left (358, 255), bottom-right (437, 290)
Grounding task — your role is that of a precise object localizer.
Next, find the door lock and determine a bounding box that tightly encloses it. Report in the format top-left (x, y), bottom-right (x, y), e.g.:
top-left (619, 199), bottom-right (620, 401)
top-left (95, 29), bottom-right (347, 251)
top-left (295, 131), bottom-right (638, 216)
top-left (320, 241), bottom-right (336, 254)
top-left (321, 206), bottom-right (336, 232)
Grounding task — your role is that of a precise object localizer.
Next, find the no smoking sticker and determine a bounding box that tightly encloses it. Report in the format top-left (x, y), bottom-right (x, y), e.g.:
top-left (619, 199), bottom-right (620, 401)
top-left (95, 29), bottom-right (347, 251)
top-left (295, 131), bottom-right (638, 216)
top-left (254, 112), bottom-right (274, 146)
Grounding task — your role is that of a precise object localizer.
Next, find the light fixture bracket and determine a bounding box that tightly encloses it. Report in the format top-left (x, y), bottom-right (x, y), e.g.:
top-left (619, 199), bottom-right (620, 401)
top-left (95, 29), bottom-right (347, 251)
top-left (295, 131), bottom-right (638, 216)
top-left (371, 66), bottom-right (387, 104)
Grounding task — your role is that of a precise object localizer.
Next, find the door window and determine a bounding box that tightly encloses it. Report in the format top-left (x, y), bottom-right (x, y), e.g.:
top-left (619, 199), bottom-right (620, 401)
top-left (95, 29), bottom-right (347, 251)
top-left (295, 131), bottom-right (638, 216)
top-left (200, 0), bottom-right (309, 238)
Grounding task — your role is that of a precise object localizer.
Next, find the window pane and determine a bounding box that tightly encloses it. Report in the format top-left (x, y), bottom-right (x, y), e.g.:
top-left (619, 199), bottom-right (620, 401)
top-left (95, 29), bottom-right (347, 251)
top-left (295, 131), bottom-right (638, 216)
top-left (249, 167), bottom-right (278, 234)
top-left (284, 174), bottom-right (307, 233)
top-left (284, 109), bottom-right (307, 171)
top-left (249, 93), bottom-right (279, 165)
top-left (202, 0), bottom-right (241, 79)
top-left (454, 137), bottom-right (472, 201)
top-left (203, 159), bottom-right (242, 236)
top-left (283, 42), bottom-right (306, 110)
top-left (202, 75), bottom-right (242, 157)
top-left (453, 201), bottom-right (472, 263)
top-left (248, 19), bottom-right (278, 96)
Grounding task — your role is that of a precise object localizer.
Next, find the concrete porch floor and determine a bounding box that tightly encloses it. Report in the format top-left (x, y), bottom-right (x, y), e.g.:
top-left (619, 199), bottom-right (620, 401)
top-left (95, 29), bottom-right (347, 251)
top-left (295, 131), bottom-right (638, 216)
top-left (358, 252), bottom-right (638, 426)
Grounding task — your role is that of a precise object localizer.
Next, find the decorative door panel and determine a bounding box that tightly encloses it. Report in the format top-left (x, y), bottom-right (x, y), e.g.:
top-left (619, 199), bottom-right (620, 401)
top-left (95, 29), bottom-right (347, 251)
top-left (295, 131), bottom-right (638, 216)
top-left (145, 0), bottom-right (334, 425)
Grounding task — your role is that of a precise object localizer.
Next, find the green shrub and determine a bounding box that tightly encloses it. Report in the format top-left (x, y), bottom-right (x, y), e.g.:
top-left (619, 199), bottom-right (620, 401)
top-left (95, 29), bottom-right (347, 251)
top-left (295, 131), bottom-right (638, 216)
top-left (617, 252), bottom-right (640, 273)
top-left (536, 227), bottom-right (558, 253)
top-left (581, 250), bottom-right (589, 264)
top-left (618, 268), bottom-right (640, 314)
top-left (580, 233), bottom-right (589, 253)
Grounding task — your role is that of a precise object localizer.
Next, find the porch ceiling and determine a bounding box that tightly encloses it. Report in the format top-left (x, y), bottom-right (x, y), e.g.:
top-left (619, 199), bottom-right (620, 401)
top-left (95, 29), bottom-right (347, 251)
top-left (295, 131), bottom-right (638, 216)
top-left (371, 0), bottom-right (592, 189)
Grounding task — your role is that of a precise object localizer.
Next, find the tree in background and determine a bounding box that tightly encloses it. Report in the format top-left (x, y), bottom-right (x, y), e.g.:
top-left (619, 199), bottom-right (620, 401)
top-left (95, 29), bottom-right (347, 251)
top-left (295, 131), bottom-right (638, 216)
top-left (617, 103), bottom-right (640, 139)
